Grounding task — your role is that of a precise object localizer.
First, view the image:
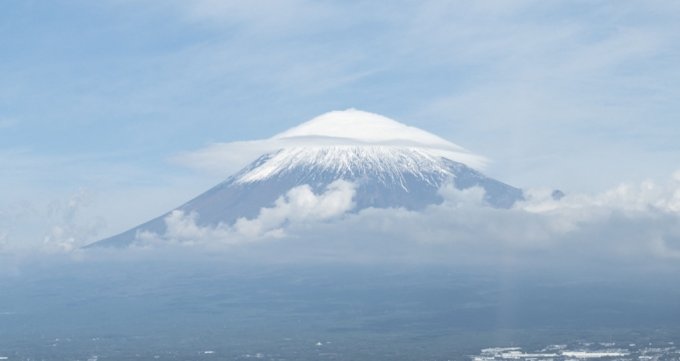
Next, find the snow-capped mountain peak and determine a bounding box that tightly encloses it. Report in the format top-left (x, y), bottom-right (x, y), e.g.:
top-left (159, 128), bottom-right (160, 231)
top-left (234, 146), bottom-right (455, 186)
top-left (87, 109), bottom-right (523, 248)
top-left (246, 109), bottom-right (488, 178)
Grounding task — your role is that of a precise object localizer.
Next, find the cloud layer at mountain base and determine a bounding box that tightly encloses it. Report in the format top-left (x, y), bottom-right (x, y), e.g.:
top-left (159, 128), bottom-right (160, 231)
top-left (1, 171), bottom-right (679, 276)
top-left (136, 180), bottom-right (356, 244)
top-left (0, 189), bottom-right (107, 253)
top-left (102, 171), bottom-right (680, 271)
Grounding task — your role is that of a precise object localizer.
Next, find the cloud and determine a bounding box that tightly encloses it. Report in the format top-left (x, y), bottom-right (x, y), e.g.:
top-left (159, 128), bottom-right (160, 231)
top-left (41, 189), bottom-right (107, 252)
top-left (405, 1), bottom-right (680, 189)
top-left (158, 1), bottom-right (680, 190)
top-left (136, 209), bottom-right (233, 246)
top-left (0, 190), bottom-right (106, 253)
top-left (124, 171), bottom-right (680, 271)
top-left (4, 1), bottom-right (679, 229)
top-left (0, 147), bottom-right (215, 251)
top-left (137, 180), bottom-right (356, 245)
top-left (171, 140), bottom-right (270, 176)
top-left (233, 179), bottom-right (356, 237)
top-left (3, 0), bottom-right (680, 269)
top-left (178, 0), bottom-right (335, 34)
top-left (172, 110), bottom-right (487, 176)
top-left (0, 201), bottom-right (37, 252)
top-left (172, 136), bottom-right (486, 177)
top-left (3, 169), bottom-right (680, 280)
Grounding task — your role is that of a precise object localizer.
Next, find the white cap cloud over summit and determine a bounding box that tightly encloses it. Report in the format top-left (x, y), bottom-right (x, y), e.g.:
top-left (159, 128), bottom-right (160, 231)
top-left (172, 109), bottom-right (488, 175)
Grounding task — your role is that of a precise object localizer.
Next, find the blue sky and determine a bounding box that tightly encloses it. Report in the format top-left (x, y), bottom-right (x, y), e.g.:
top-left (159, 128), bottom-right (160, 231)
top-left (2, 0), bottom-right (680, 247)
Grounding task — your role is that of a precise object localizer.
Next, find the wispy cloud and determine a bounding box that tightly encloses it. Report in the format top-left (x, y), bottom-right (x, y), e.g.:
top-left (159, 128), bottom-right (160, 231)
top-left (41, 189), bottom-right (107, 252)
top-left (0, 190), bottom-right (103, 253)
top-left (400, 1), bottom-right (680, 188)
top-left (178, 0), bottom-right (337, 35)
top-left (155, 0), bottom-right (680, 190)
top-left (0, 150), bottom-right (213, 250)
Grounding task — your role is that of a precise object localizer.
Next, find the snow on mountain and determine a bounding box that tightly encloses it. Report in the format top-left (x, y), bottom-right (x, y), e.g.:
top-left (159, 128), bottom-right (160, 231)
top-left (234, 146), bottom-right (454, 185)
top-left (87, 109), bottom-right (523, 248)
top-left (171, 109), bottom-right (486, 176)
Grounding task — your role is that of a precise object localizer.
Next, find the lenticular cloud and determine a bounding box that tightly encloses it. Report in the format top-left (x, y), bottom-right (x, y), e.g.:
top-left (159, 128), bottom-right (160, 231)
top-left (173, 109), bottom-right (487, 175)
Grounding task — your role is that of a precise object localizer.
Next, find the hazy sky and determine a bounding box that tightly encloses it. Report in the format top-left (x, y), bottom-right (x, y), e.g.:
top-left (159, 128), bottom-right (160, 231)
top-left (2, 0), bottom-right (680, 247)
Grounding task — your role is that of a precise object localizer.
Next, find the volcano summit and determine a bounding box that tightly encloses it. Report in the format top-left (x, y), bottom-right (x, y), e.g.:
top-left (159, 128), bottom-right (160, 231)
top-left (89, 109), bottom-right (523, 248)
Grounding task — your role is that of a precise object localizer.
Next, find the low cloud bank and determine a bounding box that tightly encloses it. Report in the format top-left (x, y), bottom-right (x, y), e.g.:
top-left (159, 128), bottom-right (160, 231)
top-left (42, 190), bottom-right (106, 252)
top-left (113, 171), bottom-right (680, 270)
top-left (0, 190), bottom-right (105, 253)
top-left (137, 180), bottom-right (356, 244)
top-left (3, 172), bottom-right (680, 272)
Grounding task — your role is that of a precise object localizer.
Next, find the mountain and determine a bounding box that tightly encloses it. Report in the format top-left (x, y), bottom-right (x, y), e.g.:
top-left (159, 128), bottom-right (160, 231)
top-left (88, 109), bottom-right (523, 248)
